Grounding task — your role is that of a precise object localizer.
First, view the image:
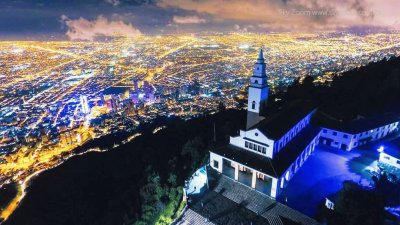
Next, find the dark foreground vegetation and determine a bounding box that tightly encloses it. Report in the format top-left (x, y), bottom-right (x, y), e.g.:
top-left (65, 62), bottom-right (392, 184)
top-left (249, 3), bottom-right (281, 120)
top-left (0, 183), bottom-right (17, 212)
top-left (5, 110), bottom-right (245, 225)
top-left (315, 172), bottom-right (400, 225)
top-left (4, 56), bottom-right (400, 225)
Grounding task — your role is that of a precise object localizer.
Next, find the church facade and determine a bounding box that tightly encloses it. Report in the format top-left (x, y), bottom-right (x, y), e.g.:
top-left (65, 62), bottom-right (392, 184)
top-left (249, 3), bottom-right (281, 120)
top-left (209, 49), bottom-right (400, 198)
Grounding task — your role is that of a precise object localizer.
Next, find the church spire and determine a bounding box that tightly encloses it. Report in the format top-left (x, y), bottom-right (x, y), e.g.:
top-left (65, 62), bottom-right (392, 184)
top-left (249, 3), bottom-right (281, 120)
top-left (246, 49), bottom-right (269, 129)
top-left (252, 48), bottom-right (267, 78)
top-left (257, 48), bottom-right (264, 64)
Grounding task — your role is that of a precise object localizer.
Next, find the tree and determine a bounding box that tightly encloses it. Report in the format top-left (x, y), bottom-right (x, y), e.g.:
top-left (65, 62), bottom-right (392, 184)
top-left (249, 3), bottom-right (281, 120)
top-left (373, 172), bottom-right (400, 206)
top-left (136, 172), bottom-right (165, 225)
top-left (319, 181), bottom-right (386, 225)
top-left (181, 137), bottom-right (206, 171)
top-left (218, 101), bottom-right (226, 111)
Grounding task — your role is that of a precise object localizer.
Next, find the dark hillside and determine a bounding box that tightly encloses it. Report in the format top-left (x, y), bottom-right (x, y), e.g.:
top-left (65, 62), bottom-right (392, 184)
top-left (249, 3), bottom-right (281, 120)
top-left (267, 56), bottom-right (400, 121)
top-left (4, 110), bottom-right (245, 225)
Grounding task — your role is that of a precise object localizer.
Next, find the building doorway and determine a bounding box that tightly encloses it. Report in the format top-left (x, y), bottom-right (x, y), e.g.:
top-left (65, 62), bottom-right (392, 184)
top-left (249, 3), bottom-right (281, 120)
top-left (222, 159), bottom-right (235, 180)
top-left (255, 173), bottom-right (273, 195)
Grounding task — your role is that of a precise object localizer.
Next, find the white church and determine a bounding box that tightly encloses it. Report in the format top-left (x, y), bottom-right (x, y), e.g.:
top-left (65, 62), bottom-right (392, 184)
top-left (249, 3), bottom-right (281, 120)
top-left (209, 49), bottom-right (400, 198)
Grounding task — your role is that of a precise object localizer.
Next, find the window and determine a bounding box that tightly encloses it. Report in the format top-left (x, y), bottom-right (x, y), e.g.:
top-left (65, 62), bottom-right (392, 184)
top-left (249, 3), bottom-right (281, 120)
top-left (333, 132), bottom-right (337, 136)
top-left (255, 80), bottom-right (259, 84)
top-left (343, 134), bottom-right (348, 138)
top-left (262, 147), bottom-right (266, 154)
top-left (384, 156), bottom-right (390, 160)
top-left (255, 132), bottom-right (258, 136)
top-left (249, 143), bottom-right (253, 149)
top-left (251, 101), bottom-right (256, 110)
top-left (213, 160), bottom-right (219, 168)
top-left (323, 129), bottom-right (327, 133)
top-left (258, 146), bottom-right (262, 152)
top-left (245, 141), bottom-right (249, 147)
top-left (397, 160), bottom-right (400, 165)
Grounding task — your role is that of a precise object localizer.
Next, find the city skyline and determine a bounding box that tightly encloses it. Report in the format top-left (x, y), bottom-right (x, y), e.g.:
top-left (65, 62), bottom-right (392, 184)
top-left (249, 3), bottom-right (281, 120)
top-left (1, 1), bottom-right (400, 224)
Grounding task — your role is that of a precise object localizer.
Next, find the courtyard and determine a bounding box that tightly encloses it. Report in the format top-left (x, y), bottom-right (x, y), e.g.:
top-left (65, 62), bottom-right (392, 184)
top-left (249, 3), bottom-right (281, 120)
top-left (277, 143), bottom-right (382, 216)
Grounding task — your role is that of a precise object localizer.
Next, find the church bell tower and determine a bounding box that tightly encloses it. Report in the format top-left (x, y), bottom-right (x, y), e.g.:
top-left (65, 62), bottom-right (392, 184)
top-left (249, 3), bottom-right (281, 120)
top-left (246, 49), bottom-right (269, 129)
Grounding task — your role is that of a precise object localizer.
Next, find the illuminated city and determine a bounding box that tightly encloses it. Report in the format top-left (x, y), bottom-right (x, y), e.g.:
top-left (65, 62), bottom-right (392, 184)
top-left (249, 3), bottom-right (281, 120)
top-left (1, 0), bottom-right (400, 225)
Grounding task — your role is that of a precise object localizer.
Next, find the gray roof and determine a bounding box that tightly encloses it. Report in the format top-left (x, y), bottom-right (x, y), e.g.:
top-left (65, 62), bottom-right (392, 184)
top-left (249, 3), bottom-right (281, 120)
top-left (252, 101), bottom-right (317, 140)
top-left (176, 170), bottom-right (318, 225)
top-left (316, 112), bottom-right (400, 134)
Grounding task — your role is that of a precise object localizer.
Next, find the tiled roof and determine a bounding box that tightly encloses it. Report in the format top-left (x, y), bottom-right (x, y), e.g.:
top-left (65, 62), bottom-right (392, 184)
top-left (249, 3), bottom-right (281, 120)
top-left (176, 170), bottom-right (318, 225)
top-left (252, 100), bottom-right (316, 140)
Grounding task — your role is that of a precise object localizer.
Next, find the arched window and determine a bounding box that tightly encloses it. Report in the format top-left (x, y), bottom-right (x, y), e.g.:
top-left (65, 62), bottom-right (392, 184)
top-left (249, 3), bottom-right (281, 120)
top-left (252, 101), bottom-right (256, 109)
top-left (254, 80), bottom-right (259, 84)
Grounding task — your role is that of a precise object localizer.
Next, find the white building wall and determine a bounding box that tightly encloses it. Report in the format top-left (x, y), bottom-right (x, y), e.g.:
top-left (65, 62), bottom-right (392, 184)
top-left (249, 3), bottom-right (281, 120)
top-left (379, 152), bottom-right (400, 169)
top-left (210, 152), bottom-right (223, 173)
top-left (320, 129), bottom-right (354, 150)
top-left (321, 121), bottom-right (399, 151)
top-left (247, 86), bottom-right (268, 113)
top-left (211, 128), bottom-right (320, 198)
top-left (230, 129), bottom-right (274, 158)
top-left (270, 178), bottom-right (278, 198)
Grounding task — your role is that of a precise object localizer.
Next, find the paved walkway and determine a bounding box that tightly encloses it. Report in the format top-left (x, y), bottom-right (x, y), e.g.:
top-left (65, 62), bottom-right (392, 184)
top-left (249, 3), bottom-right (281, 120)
top-left (278, 145), bottom-right (378, 216)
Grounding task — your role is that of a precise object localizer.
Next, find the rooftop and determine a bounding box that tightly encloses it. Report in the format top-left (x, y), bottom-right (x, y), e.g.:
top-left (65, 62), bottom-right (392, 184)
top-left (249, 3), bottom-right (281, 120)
top-left (315, 112), bottom-right (400, 134)
top-left (252, 100), bottom-right (316, 140)
top-left (176, 169), bottom-right (318, 225)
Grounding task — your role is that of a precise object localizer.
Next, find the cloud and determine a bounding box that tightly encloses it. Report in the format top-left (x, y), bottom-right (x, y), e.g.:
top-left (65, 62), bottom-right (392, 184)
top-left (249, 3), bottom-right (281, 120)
top-left (157, 0), bottom-right (398, 32)
top-left (105, 0), bottom-right (121, 6)
top-left (234, 24), bottom-right (255, 32)
top-left (172, 15), bottom-right (206, 24)
top-left (348, 0), bottom-right (374, 21)
top-left (61, 15), bottom-right (142, 41)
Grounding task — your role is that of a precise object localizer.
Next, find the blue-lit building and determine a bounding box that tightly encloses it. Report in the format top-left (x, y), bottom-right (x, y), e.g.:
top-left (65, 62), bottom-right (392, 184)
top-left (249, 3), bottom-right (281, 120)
top-left (210, 50), bottom-right (320, 198)
top-left (209, 49), bottom-right (400, 198)
top-left (379, 145), bottom-right (400, 169)
top-left (319, 115), bottom-right (399, 151)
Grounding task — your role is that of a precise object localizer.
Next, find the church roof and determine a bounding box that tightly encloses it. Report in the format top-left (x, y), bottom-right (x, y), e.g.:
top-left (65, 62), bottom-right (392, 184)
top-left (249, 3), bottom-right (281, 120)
top-left (211, 125), bottom-right (321, 178)
top-left (250, 100), bottom-right (317, 140)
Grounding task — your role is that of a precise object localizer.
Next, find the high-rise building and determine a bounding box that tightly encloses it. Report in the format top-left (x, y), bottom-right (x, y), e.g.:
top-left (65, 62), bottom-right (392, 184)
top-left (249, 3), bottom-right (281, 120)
top-left (130, 90), bottom-right (139, 104)
top-left (80, 95), bottom-right (90, 114)
top-left (143, 81), bottom-right (155, 102)
top-left (133, 80), bottom-right (139, 90)
top-left (106, 96), bottom-right (118, 113)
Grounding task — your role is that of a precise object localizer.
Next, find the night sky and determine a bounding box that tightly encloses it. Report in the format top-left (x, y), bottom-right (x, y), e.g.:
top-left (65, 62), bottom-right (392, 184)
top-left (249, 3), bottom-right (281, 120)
top-left (0, 0), bottom-right (399, 40)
